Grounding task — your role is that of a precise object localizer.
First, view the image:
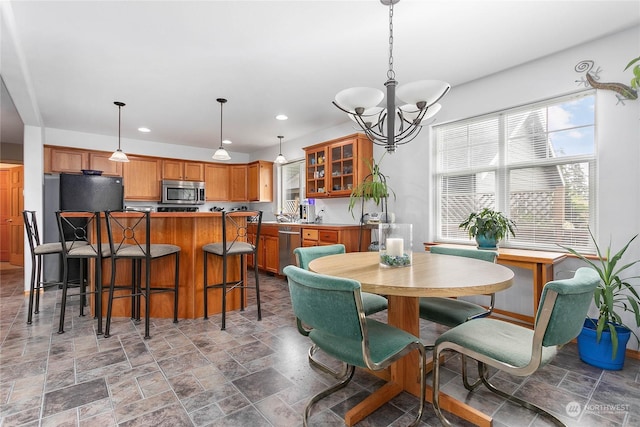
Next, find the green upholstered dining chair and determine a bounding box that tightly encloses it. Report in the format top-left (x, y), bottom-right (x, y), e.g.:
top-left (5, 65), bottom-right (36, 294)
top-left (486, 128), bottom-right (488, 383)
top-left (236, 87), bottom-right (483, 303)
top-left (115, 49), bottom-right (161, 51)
top-left (432, 267), bottom-right (600, 427)
top-left (293, 244), bottom-right (388, 315)
top-left (419, 246), bottom-right (498, 331)
top-left (293, 244), bottom-right (388, 377)
top-left (283, 265), bottom-right (425, 427)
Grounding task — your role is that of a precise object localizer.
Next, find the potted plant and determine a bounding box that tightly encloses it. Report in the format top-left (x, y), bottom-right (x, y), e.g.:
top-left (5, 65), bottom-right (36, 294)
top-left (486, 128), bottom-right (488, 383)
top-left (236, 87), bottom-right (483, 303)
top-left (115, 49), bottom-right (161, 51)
top-left (348, 154), bottom-right (395, 222)
top-left (559, 230), bottom-right (640, 370)
top-left (458, 208), bottom-right (516, 249)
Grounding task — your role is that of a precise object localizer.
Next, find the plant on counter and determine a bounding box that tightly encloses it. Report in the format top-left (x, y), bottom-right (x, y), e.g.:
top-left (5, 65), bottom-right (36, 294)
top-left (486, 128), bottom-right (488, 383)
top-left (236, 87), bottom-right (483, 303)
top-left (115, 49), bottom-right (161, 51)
top-left (559, 230), bottom-right (640, 368)
top-left (458, 208), bottom-right (516, 249)
top-left (347, 153), bottom-right (395, 221)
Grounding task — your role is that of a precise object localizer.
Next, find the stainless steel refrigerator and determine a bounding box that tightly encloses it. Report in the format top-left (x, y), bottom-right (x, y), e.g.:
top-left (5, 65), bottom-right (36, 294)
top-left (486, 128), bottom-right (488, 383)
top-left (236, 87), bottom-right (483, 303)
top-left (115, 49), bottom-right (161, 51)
top-left (43, 173), bottom-right (124, 282)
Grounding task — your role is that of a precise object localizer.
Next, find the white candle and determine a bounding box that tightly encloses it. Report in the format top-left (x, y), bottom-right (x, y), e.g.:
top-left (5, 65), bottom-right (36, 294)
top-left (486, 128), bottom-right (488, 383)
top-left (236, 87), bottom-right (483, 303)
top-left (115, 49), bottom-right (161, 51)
top-left (386, 238), bottom-right (404, 257)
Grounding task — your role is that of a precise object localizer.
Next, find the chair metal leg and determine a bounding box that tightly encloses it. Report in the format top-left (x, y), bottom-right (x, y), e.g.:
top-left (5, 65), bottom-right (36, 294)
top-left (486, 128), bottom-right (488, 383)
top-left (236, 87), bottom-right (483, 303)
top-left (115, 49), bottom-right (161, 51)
top-left (203, 252), bottom-right (209, 319)
top-left (253, 259), bottom-right (261, 321)
top-left (27, 255), bottom-right (37, 324)
top-left (461, 354), bottom-right (483, 391)
top-left (144, 259), bottom-right (151, 339)
top-left (173, 252), bottom-right (179, 324)
top-left (432, 348), bottom-right (454, 427)
top-left (104, 257), bottom-right (117, 338)
top-left (221, 253), bottom-right (227, 330)
top-left (477, 362), bottom-right (566, 426)
top-left (303, 365), bottom-right (355, 427)
top-left (58, 259), bottom-right (70, 334)
top-left (307, 344), bottom-right (349, 378)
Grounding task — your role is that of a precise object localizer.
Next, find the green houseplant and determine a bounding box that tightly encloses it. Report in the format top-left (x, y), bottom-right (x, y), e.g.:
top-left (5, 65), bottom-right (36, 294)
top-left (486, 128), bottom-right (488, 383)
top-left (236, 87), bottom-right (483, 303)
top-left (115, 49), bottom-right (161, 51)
top-left (559, 230), bottom-right (640, 369)
top-left (348, 154), bottom-right (395, 221)
top-left (458, 208), bottom-right (516, 249)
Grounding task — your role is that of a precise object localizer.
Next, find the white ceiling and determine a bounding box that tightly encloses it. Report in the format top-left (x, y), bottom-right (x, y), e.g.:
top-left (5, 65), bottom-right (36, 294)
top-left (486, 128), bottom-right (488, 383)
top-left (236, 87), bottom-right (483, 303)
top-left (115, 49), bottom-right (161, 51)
top-left (2, 1), bottom-right (639, 154)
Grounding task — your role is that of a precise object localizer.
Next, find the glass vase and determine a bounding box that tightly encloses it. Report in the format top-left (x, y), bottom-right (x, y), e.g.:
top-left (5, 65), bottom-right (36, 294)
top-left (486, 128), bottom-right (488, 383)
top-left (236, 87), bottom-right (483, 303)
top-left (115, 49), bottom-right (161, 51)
top-left (379, 223), bottom-right (412, 267)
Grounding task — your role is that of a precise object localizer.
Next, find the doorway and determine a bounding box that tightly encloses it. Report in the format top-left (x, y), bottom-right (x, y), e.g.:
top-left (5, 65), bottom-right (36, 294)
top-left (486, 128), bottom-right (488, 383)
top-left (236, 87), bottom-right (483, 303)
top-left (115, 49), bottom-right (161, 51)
top-left (0, 164), bottom-right (24, 266)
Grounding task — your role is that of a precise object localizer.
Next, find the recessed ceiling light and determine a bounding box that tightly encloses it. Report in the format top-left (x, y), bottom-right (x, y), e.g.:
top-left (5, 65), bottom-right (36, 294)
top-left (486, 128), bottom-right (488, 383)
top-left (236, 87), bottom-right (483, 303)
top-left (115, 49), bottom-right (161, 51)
top-left (275, 114), bottom-right (288, 121)
top-left (222, 139), bottom-right (232, 145)
top-left (138, 127), bottom-right (151, 133)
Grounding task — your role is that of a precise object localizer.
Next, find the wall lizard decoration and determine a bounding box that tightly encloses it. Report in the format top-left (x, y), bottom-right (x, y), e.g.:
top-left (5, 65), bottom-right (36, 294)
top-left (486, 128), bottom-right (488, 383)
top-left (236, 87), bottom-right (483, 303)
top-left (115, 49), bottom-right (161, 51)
top-left (575, 60), bottom-right (638, 105)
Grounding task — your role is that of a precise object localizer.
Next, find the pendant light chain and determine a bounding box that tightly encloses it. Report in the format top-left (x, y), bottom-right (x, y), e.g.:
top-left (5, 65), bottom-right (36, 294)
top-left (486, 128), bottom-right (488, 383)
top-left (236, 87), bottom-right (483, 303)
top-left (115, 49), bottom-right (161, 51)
top-left (387, 1), bottom-right (395, 81)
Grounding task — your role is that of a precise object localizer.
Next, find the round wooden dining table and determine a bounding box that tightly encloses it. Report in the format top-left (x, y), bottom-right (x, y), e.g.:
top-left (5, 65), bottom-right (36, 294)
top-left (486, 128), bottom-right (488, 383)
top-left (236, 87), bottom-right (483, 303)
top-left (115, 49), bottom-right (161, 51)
top-left (309, 251), bottom-right (515, 427)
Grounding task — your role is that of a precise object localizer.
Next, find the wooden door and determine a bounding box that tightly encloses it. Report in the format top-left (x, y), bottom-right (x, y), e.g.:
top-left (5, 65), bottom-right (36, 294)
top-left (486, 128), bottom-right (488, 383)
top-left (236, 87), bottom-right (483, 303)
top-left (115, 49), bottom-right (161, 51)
top-left (229, 164), bottom-right (247, 201)
top-left (123, 157), bottom-right (161, 200)
top-left (0, 170), bottom-right (9, 261)
top-left (89, 151), bottom-right (123, 176)
top-left (9, 166), bottom-right (24, 265)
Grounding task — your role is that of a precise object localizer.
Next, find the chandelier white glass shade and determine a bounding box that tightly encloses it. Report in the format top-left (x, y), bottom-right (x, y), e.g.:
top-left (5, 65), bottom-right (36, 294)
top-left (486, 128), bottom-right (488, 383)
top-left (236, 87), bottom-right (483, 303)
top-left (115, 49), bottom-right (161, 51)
top-left (274, 135), bottom-right (287, 164)
top-left (109, 101), bottom-right (130, 162)
top-left (333, 0), bottom-right (450, 153)
top-left (212, 98), bottom-right (231, 161)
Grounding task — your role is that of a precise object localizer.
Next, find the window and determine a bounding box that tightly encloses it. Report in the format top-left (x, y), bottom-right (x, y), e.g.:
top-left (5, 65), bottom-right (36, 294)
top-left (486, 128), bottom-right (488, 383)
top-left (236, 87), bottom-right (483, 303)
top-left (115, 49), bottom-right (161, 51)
top-left (277, 159), bottom-right (305, 215)
top-left (434, 91), bottom-right (596, 252)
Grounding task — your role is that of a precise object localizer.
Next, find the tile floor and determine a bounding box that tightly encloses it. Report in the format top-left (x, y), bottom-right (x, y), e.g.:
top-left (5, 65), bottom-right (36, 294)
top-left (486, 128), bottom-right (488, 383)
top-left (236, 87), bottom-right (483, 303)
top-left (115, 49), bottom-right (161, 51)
top-left (1, 264), bottom-right (639, 427)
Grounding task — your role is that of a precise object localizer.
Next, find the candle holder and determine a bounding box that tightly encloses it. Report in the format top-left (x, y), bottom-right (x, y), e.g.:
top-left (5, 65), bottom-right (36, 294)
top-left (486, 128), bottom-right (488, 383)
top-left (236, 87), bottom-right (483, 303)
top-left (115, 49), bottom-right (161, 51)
top-left (379, 223), bottom-right (412, 267)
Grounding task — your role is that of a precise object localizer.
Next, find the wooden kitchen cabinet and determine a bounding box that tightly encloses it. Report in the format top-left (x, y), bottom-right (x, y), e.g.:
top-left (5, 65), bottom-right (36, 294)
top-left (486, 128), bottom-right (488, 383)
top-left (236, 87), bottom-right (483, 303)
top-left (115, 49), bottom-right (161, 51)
top-left (248, 160), bottom-right (273, 202)
top-left (303, 133), bottom-right (373, 199)
top-left (122, 156), bottom-right (162, 200)
top-left (301, 225), bottom-right (370, 252)
top-left (248, 223), bottom-right (279, 273)
top-left (45, 146), bottom-right (88, 173)
top-left (89, 151), bottom-right (123, 176)
top-left (204, 163), bottom-right (230, 201)
top-left (229, 164), bottom-right (248, 201)
top-left (162, 159), bottom-right (204, 181)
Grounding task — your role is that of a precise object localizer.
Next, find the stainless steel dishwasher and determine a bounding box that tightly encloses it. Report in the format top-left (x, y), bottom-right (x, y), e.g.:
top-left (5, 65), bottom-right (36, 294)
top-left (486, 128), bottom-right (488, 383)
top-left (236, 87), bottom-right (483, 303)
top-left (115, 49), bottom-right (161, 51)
top-left (279, 226), bottom-right (301, 274)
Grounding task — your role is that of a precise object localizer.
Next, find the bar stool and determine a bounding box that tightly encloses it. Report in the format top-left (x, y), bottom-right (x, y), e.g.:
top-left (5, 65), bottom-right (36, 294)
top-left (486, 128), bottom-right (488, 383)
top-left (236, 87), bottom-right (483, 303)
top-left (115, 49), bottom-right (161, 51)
top-left (104, 210), bottom-right (180, 339)
top-left (203, 210), bottom-right (262, 330)
top-left (56, 210), bottom-right (109, 334)
top-left (23, 210), bottom-right (64, 324)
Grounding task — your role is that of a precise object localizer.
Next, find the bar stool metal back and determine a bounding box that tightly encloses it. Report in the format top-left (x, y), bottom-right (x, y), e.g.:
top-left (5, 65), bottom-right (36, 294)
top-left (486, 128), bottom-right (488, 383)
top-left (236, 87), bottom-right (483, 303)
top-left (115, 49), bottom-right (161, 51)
top-left (103, 210), bottom-right (181, 339)
top-left (55, 210), bottom-right (108, 334)
top-left (203, 210), bottom-right (262, 330)
top-left (23, 210), bottom-right (64, 324)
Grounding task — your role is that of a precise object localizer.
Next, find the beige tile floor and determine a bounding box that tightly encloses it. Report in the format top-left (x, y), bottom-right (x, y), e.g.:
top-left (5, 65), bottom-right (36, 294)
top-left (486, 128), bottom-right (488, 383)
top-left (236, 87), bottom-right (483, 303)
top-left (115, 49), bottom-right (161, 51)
top-left (1, 264), bottom-right (639, 426)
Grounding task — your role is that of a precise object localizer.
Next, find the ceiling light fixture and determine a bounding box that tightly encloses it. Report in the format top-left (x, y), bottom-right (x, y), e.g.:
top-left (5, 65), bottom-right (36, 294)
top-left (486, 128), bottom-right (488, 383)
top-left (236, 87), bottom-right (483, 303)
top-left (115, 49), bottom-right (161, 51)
top-left (138, 127), bottom-right (151, 133)
top-left (274, 135), bottom-right (287, 164)
top-left (332, 0), bottom-right (450, 154)
top-left (212, 98), bottom-right (231, 161)
top-left (275, 114), bottom-right (288, 121)
top-left (109, 101), bottom-right (129, 162)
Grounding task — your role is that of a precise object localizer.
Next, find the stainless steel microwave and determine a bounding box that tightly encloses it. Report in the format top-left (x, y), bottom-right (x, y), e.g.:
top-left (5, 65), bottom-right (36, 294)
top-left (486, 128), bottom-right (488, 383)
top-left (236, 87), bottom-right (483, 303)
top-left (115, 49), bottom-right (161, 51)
top-left (161, 180), bottom-right (205, 205)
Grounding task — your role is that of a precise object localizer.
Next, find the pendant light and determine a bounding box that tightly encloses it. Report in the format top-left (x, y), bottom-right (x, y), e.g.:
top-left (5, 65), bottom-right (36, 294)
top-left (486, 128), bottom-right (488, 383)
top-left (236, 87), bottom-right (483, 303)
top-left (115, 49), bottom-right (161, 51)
top-left (332, 0), bottom-right (450, 154)
top-left (274, 135), bottom-right (287, 164)
top-left (212, 98), bottom-right (231, 161)
top-left (109, 101), bottom-right (129, 162)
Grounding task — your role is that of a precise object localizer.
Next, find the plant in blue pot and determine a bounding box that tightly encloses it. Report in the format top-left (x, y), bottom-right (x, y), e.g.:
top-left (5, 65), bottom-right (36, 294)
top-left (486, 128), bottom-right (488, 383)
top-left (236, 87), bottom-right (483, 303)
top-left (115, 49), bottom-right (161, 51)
top-left (458, 208), bottom-right (516, 250)
top-left (559, 230), bottom-right (640, 370)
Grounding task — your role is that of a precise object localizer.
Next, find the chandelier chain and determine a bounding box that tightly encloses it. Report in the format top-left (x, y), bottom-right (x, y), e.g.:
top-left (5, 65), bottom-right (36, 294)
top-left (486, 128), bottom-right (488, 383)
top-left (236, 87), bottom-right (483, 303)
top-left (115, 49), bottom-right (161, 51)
top-left (387, 1), bottom-right (395, 80)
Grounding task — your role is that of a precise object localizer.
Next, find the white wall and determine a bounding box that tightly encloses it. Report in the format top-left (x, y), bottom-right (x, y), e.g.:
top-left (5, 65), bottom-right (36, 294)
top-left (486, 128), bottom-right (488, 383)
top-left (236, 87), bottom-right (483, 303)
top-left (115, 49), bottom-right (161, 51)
top-left (253, 26), bottom-right (640, 346)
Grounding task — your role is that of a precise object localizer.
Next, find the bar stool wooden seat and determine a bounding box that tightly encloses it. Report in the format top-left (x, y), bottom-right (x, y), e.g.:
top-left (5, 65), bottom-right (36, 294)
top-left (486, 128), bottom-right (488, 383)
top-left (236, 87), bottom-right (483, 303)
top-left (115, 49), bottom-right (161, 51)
top-left (203, 210), bottom-right (262, 330)
top-left (23, 210), bottom-right (65, 325)
top-left (104, 210), bottom-right (180, 339)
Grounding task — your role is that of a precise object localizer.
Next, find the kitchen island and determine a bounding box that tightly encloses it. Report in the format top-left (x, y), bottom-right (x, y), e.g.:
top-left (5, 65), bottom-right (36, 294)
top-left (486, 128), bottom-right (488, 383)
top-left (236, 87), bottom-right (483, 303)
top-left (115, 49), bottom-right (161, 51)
top-left (101, 212), bottom-right (243, 320)
top-left (100, 213), bottom-right (371, 320)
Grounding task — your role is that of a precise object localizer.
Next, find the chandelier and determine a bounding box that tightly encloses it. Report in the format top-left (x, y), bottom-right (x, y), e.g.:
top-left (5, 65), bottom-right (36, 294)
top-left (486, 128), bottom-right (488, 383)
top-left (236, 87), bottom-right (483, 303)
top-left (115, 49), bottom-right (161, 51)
top-left (333, 0), bottom-right (450, 153)
top-left (212, 98), bottom-right (231, 161)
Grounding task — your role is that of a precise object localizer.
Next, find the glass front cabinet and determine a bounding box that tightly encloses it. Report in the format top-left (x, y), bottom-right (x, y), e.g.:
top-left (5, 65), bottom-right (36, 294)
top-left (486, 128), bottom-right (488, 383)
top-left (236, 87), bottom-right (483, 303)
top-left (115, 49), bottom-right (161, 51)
top-left (303, 133), bottom-right (373, 199)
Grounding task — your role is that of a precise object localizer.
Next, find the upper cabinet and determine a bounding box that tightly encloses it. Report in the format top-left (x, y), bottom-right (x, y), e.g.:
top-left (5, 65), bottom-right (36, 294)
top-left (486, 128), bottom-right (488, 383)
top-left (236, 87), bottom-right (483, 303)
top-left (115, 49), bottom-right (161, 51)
top-left (162, 160), bottom-right (204, 181)
top-left (303, 133), bottom-right (373, 199)
top-left (204, 163), bottom-right (230, 201)
top-left (44, 146), bottom-right (122, 176)
top-left (122, 156), bottom-right (162, 201)
top-left (229, 164), bottom-right (248, 201)
top-left (247, 161), bottom-right (273, 202)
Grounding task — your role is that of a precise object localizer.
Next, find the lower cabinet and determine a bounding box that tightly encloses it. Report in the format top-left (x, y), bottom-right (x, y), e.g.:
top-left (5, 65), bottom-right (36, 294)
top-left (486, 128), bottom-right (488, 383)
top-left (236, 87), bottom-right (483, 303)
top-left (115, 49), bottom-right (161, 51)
top-left (301, 226), bottom-right (368, 252)
top-left (248, 224), bottom-right (279, 274)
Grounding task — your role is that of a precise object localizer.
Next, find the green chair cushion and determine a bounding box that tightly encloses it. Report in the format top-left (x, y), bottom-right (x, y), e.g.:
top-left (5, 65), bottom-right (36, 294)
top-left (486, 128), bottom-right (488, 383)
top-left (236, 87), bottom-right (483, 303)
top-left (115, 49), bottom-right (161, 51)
top-left (434, 318), bottom-right (558, 368)
top-left (430, 246), bottom-right (498, 262)
top-left (419, 297), bottom-right (488, 327)
top-left (362, 292), bottom-right (389, 316)
top-left (310, 318), bottom-right (420, 368)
